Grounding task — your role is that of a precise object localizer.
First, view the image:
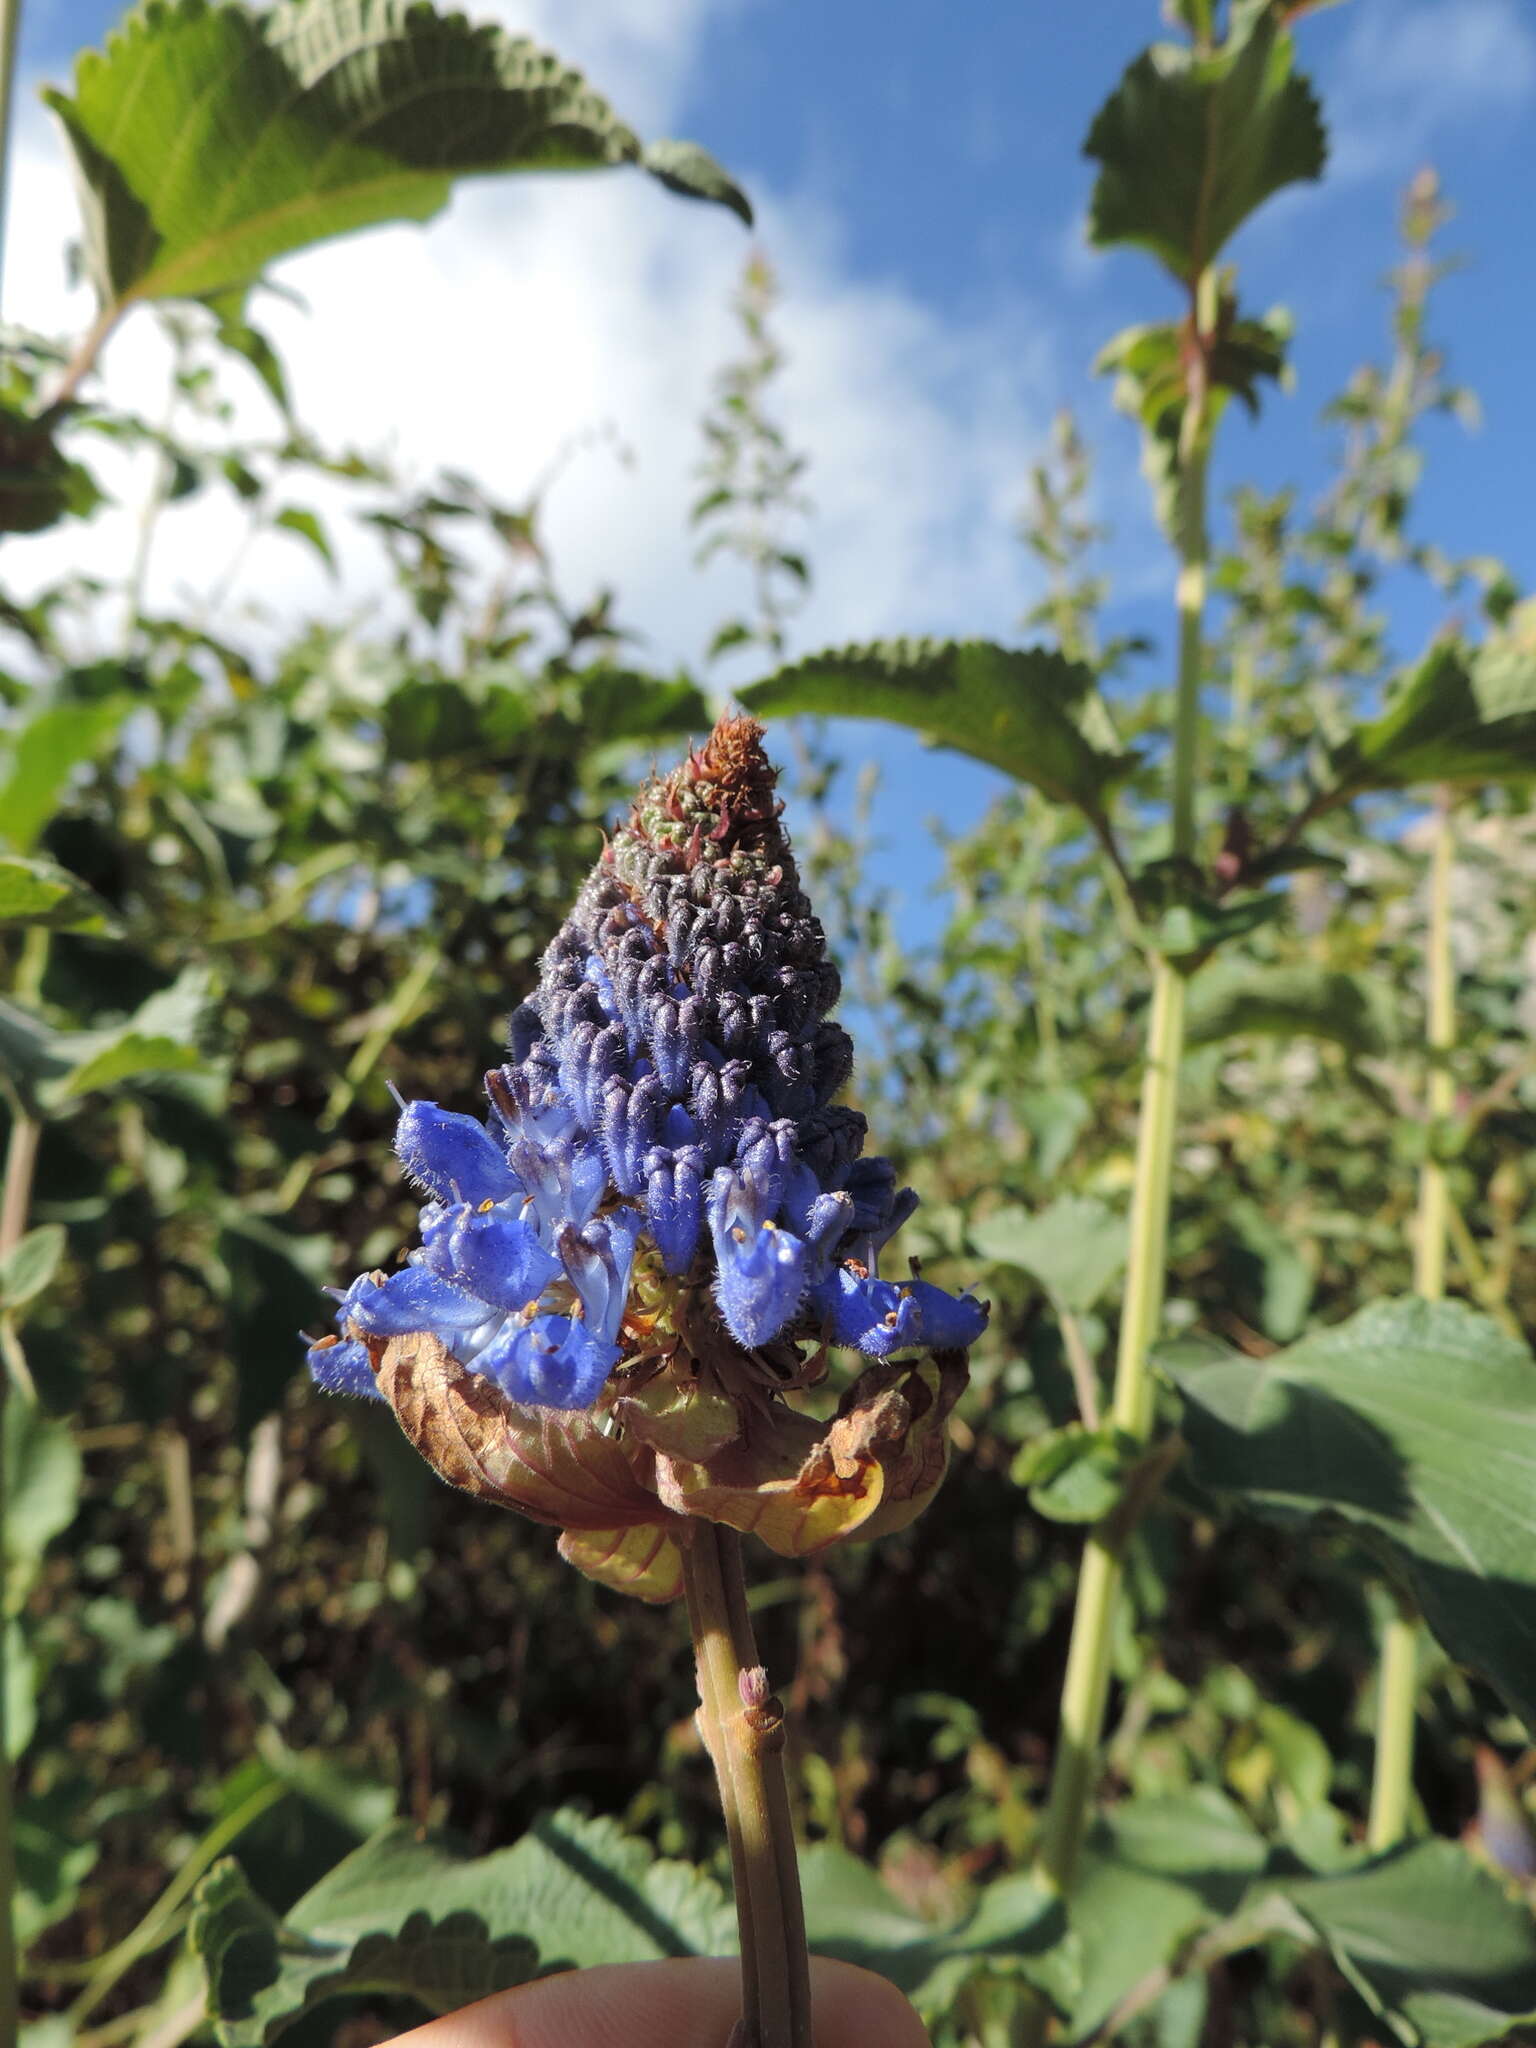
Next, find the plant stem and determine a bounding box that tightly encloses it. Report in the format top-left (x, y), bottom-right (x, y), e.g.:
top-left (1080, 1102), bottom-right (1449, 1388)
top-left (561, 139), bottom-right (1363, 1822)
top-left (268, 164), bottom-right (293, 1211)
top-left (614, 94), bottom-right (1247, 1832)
top-left (682, 1522), bottom-right (813, 2048)
top-left (1368, 791), bottom-right (1454, 1850)
top-left (0, 0), bottom-right (22, 320)
top-left (1033, 265), bottom-right (1214, 1905)
top-left (0, 1109), bottom-right (39, 2048)
top-left (1033, 961), bottom-right (1187, 1895)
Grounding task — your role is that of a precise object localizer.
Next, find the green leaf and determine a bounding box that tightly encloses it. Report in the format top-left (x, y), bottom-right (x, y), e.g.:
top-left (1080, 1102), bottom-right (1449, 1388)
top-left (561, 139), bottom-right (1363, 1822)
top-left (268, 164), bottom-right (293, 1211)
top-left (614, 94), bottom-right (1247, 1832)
top-left (640, 139), bottom-right (753, 226)
top-left (0, 856), bottom-right (114, 931)
top-left (0, 405), bottom-right (102, 537)
top-left (5, 1404), bottom-right (82, 1606)
top-left (1067, 1799), bottom-right (1536, 2046)
top-left (1011, 1425), bottom-right (1133, 1524)
top-left (742, 639), bottom-right (1137, 824)
top-left (0, 1225), bottom-right (65, 1313)
top-left (1323, 634), bottom-right (1536, 798)
top-left (272, 506), bottom-right (336, 574)
top-left (46, 0), bottom-right (750, 316)
top-left (1278, 1839), bottom-right (1536, 2048)
top-left (0, 697), bottom-right (131, 853)
top-left (971, 1196), bottom-right (1126, 1315)
top-left (195, 1808), bottom-right (735, 2046)
top-left (1167, 1297), bottom-right (1536, 1725)
top-left (1085, 10), bottom-right (1326, 281)
top-left (1069, 1790), bottom-right (1268, 2036)
top-left (800, 1844), bottom-right (1076, 2022)
top-left (1184, 963), bottom-right (1400, 1057)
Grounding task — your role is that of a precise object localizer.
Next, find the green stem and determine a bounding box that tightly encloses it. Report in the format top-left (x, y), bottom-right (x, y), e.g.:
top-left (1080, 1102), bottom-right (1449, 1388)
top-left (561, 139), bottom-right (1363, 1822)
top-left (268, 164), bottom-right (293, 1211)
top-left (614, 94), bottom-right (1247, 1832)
top-left (0, 1109), bottom-right (39, 2048)
top-left (0, 0), bottom-right (21, 320)
top-left (1368, 792), bottom-right (1454, 1850)
top-left (682, 1522), bottom-right (813, 2048)
top-left (1033, 961), bottom-right (1187, 1895)
top-left (1033, 265), bottom-right (1214, 1905)
top-left (65, 1777), bottom-right (287, 2029)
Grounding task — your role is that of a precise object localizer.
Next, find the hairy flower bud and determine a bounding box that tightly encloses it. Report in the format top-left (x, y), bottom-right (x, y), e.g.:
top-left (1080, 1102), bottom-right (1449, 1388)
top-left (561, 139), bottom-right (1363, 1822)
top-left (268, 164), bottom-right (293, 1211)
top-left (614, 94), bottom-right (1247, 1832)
top-left (307, 716), bottom-right (988, 1596)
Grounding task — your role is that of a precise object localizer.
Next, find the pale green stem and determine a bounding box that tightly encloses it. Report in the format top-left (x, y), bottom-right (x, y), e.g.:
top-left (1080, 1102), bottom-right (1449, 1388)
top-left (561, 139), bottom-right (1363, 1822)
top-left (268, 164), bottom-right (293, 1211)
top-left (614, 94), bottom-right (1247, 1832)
top-left (682, 1522), bottom-right (812, 2048)
top-left (1033, 963), bottom-right (1187, 1895)
top-left (1368, 794), bottom-right (1453, 1849)
top-left (1031, 266), bottom-right (1213, 1909)
top-left (0, 0), bottom-right (21, 322)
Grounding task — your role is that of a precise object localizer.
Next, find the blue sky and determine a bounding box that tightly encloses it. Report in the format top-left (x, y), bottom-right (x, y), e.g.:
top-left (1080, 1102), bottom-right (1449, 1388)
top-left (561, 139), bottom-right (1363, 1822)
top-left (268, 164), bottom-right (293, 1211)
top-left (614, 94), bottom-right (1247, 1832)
top-left (10, 0), bottom-right (1535, 942)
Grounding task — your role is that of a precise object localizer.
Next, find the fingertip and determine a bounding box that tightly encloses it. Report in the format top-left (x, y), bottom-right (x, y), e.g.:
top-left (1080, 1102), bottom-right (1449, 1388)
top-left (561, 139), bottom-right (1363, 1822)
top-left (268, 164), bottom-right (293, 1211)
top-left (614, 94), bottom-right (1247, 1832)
top-left (380, 1955), bottom-right (929, 2048)
top-left (809, 1956), bottom-right (932, 2046)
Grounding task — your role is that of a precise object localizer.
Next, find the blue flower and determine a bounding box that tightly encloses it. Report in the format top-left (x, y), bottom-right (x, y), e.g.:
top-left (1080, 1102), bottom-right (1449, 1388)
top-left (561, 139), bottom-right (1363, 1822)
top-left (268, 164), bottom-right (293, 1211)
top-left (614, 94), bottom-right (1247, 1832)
top-left (310, 717), bottom-right (987, 1414)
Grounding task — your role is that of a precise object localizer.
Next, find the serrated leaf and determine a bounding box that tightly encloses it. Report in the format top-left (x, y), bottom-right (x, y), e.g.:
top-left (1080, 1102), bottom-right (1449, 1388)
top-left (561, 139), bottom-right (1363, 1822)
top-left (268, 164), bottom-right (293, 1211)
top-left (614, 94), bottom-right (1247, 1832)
top-left (195, 1808), bottom-right (734, 2046)
top-left (1085, 11), bottom-right (1326, 281)
top-left (971, 1196), bottom-right (1126, 1315)
top-left (1167, 1297), bottom-right (1536, 1725)
top-left (46, 0), bottom-right (749, 316)
top-left (640, 139), bottom-right (752, 225)
top-left (1323, 634), bottom-right (1536, 798)
top-left (0, 856), bottom-right (113, 931)
top-left (800, 1843), bottom-right (1076, 2021)
top-left (1185, 963), bottom-right (1400, 1056)
top-left (0, 1225), bottom-right (65, 1312)
top-left (742, 639), bottom-right (1137, 824)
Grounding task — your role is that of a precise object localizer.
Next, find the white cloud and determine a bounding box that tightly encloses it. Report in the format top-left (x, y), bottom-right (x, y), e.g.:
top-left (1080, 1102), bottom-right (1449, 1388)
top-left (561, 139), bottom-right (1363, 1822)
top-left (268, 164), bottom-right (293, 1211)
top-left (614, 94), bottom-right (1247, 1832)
top-left (1329, 0), bottom-right (1536, 182)
top-left (2, 13), bottom-right (1059, 685)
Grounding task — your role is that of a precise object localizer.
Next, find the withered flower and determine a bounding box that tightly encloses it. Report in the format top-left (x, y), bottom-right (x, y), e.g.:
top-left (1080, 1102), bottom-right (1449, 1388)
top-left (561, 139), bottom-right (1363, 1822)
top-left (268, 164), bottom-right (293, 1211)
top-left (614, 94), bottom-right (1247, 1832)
top-left (308, 715), bottom-right (985, 1599)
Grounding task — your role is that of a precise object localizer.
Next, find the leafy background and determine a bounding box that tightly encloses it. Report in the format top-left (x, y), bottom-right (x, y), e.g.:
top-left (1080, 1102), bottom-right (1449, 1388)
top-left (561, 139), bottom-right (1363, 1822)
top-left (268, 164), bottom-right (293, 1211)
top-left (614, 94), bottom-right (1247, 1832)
top-left (4, 2), bottom-right (1536, 2047)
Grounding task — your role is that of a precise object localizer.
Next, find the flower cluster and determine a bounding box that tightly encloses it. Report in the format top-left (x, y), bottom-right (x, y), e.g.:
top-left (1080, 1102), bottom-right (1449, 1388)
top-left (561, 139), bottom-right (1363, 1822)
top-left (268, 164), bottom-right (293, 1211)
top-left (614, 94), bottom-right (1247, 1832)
top-left (309, 715), bottom-right (986, 1425)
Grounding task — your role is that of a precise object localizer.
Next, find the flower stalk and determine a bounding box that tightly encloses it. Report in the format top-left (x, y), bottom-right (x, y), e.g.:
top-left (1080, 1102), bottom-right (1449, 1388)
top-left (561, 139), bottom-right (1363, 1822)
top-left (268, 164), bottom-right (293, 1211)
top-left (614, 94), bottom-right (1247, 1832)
top-left (683, 1521), bottom-right (813, 2048)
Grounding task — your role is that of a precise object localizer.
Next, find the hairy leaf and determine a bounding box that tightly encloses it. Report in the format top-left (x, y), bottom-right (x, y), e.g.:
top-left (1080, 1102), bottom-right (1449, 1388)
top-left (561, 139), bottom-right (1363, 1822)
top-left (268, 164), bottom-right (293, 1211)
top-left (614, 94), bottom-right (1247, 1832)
top-left (1085, 10), bottom-right (1326, 280)
top-left (195, 1808), bottom-right (734, 2045)
top-left (47, 0), bottom-right (750, 316)
top-left (742, 639), bottom-right (1136, 823)
top-left (1323, 635), bottom-right (1536, 798)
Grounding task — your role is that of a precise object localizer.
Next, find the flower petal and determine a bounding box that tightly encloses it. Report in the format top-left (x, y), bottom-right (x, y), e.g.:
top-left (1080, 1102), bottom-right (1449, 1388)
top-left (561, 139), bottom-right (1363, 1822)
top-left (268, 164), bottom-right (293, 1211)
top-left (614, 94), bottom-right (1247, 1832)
top-left (395, 1101), bottom-right (520, 1206)
top-left (809, 1268), bottom-right (988, 1356)
top-left (471, 1313), bottom-right (619, 1409)
top-left (712, 1218), bottom-right (808, 1349)
top-left (306, 1335), bottom-right (383, 1400)
top-left (339, 1266), bottom-right (492, 1340)
top-left (447, 1208), bottom-right (563, 1311)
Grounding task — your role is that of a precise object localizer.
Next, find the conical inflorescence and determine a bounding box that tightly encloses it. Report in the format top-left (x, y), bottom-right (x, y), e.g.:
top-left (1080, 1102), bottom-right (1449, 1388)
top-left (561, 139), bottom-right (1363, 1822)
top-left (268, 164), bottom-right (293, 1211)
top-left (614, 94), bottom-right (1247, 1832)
top-left (307, 716), bottom-right (985, 1590)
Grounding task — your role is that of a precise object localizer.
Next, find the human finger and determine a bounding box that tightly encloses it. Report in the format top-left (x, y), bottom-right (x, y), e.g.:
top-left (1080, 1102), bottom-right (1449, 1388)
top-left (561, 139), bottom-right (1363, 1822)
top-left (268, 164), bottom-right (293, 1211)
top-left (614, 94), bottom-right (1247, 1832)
top-left (385, 1954), bottom-right (930, 2048)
